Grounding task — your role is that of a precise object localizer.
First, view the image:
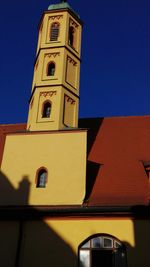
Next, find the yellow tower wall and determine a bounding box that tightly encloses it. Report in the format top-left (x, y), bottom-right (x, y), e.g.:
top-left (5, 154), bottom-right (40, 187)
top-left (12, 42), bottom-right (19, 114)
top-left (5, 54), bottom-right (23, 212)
top-left (63, 48), bottom-right (80, 94)
top-left (27, 85), bottom-right (79, 131)
top-left (1, 130), bottom-right (87, 205)
top-left (32, 47), bottom-right (80, 94)
top-left (37, 10), bottom-right (82, 57)
top-left (27, 7), bottom-right (82, 131)
top-left (27, 86), bottom-right (62, 131)
top-left (32, 48), bottom-right (65, 91)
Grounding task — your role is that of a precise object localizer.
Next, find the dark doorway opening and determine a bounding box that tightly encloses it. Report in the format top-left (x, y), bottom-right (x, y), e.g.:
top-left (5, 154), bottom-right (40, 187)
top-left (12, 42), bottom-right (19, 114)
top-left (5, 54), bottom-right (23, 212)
top-left (92, 250), bottom-right (113, 267)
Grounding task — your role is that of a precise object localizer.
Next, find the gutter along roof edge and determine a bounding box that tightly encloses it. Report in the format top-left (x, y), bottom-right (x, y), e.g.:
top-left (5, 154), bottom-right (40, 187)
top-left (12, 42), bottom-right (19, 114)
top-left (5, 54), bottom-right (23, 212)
top-left (0, 205), bottom-right (149, 220)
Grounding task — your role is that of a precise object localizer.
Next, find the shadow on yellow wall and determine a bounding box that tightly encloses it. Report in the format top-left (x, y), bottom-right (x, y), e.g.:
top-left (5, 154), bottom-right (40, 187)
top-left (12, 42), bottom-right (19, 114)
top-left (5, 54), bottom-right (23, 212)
top-left (0, 170), bottom-right (150, 267)
top-left (123, 208), bottom-right (150, 267)
top-left (0, 172), bottom-right (30, 205)
top-left (0, 170), bottom-right (77, 267)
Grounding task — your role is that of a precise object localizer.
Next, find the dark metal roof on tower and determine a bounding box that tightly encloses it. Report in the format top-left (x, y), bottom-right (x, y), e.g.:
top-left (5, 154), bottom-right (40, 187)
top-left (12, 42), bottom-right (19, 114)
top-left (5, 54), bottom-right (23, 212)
top-left (48, 1), bottom-right (80, 19)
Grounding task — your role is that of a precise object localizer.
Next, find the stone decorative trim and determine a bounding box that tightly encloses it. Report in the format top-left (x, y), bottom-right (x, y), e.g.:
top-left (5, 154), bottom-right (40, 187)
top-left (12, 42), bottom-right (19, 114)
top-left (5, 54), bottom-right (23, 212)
top-left (40, 91), bottom-right (57, 97)
top-left (49, 15), bottom-right (63, 21)
top-left (65, 95), bottom-right (75, 105)
top-left (70, 18), bottom-right (78, 28)
top-left (67, 56), bottom-right (77, 66)
top-left (46, 52), bottom-right (60, 58)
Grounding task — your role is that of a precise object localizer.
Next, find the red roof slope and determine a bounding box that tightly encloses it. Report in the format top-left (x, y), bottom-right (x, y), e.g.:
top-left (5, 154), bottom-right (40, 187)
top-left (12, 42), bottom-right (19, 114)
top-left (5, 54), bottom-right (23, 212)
top-left (79, 116), bottom-right (150, 206)
top-left (0, 118), bottom-right (150, 207)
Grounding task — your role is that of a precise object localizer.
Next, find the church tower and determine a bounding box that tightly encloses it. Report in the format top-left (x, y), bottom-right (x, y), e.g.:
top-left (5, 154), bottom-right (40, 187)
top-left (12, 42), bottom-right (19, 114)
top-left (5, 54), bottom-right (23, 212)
top-left (27, 1), bottom-right (82, 131)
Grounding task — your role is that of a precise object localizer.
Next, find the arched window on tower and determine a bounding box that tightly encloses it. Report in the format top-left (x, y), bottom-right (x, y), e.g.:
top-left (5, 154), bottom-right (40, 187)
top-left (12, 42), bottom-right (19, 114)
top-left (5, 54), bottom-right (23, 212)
top-left (47, 62), bottom-right (55, 76)
top-left (36, 168), bottom-right (48, 188)
top-left (50, 22), bottom-right (59, 41)
top-left (69, 26), bottom-right (75, 47)
top-left (42, 101), bottom-right (51, 118)
top-left (79, 234), bottom-right (126, 267)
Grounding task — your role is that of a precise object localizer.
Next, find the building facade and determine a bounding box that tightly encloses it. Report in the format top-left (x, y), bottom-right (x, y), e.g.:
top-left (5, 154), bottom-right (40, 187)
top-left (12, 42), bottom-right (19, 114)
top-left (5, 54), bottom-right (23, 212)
top-left (0, 1), bottom-right (150, 267)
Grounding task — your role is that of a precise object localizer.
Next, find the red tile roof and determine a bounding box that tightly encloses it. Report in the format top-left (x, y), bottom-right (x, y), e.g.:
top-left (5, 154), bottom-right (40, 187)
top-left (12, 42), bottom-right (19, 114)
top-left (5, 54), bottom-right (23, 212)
top-left (79, 116), bottom-right (150, 206)
top-left (0, 117), bottom-right (150, 207)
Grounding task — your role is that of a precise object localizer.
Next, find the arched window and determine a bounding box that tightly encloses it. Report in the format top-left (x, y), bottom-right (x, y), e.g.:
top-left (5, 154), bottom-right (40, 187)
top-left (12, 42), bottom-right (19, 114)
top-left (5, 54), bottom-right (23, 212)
top-left (36, 168), bottom-right (48, 188)
top-left (50, 22), bottom-right (59, 41)
top-left (42, 101), bottom-right (51, 118)
top-left (69, 26), bottom-right (75, 47)
top-left (47, 62), bottom-right (55, 76)
top-left (79, 234), bottom-right (126, 267)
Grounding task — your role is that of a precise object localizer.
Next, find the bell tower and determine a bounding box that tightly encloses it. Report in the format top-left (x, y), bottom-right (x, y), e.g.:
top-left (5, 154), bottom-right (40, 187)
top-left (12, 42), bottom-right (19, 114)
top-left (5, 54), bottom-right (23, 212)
top-left (27, 1), bottom-right (82, 131)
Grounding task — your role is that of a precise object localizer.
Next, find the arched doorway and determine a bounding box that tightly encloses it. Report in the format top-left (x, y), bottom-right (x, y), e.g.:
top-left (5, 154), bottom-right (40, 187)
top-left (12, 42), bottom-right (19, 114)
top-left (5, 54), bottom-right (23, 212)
top-left (79, 234), bottom-right (126, 267)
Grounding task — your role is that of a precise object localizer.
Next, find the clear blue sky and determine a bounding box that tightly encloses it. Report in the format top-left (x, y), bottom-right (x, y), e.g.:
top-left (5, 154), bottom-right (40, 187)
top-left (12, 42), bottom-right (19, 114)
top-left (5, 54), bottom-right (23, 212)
top-left (1, 0), bottom-right (150, 124)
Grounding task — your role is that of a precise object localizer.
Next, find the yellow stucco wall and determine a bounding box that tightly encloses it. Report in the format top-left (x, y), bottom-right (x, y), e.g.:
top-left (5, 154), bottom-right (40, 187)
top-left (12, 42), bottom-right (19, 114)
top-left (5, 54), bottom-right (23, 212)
top-left (2, 218), bottom-right (148, 267)
top-left (1, 130), bottom-right (87, 205)
top-left (45, 218), bottom-right (135, 253)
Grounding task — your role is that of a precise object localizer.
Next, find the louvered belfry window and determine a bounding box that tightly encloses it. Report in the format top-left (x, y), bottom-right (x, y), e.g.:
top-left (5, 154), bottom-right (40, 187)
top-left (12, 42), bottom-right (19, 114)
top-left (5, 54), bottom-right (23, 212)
top-left (47, 62), bottom-right (55, 76)
top-left (50, 22), bottom-right (59, 41)
top-left (42, 102), bottom-right (51, 118)
top-left (69, 26), bottom-right (75, 47)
